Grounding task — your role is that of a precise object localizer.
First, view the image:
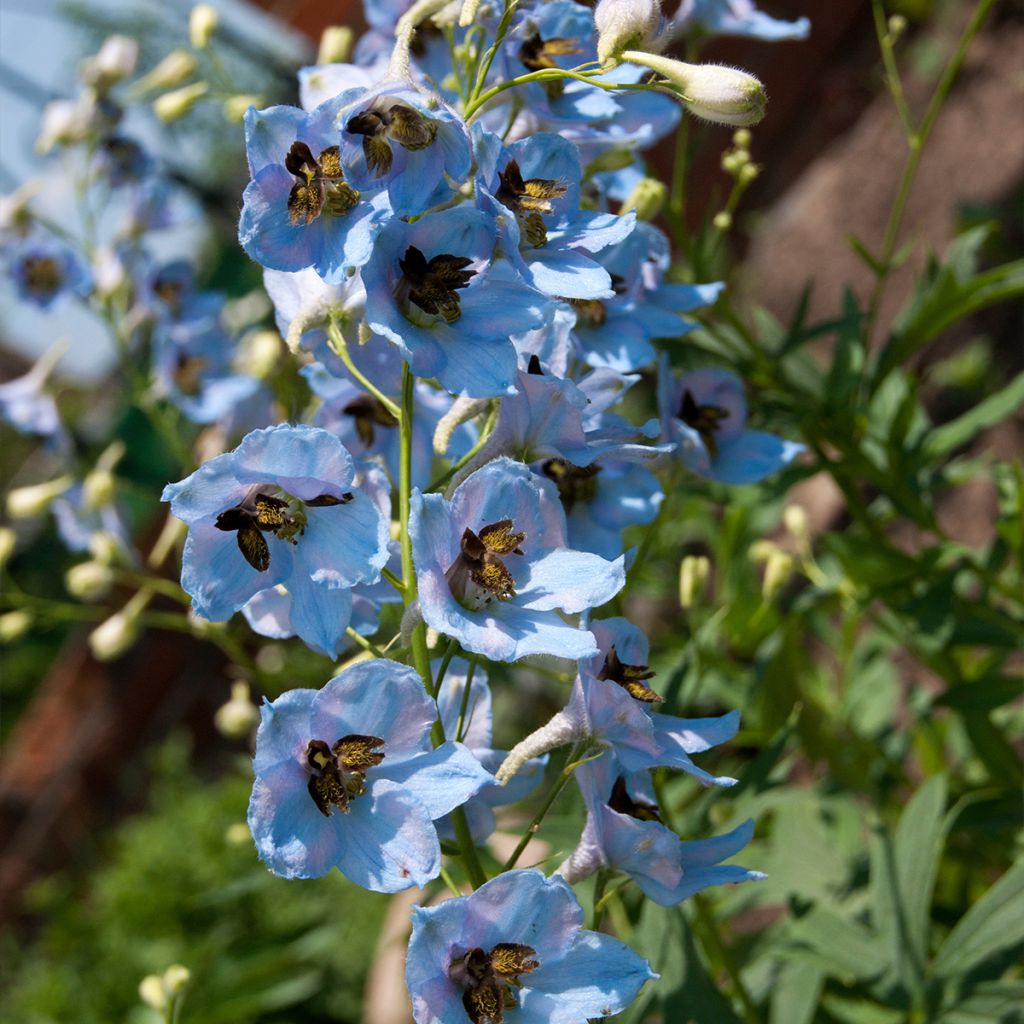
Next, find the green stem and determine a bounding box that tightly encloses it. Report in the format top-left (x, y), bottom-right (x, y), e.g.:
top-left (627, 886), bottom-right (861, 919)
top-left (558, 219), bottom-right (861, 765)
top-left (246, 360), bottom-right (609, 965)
top-left (692, 894), bottom-right (760, 1024)
top-left (454, 656), bottom-right (478, 741)
top-left (427, 403), bottom-right (498, 493)
top-left (467, 0), bottom-right (519, 107)
top-left (872, 0), bottom-right (914, 139)
top-left (327, 317), bottom-right (402, 419)
top-left (381, 566), bottom-right (405, 593)
top-left (344, 627), bottom-right (389, 659)
top-left (431, 637), bottom-right (460, 698)
top-left (866, 0), bottom-right (996, 348)
top-left (451, 806), bottom-right (488, 889)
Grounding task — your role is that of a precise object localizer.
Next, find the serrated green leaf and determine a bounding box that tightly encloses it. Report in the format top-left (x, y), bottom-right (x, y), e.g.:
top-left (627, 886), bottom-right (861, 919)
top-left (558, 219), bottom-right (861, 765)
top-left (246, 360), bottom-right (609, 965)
top-left (770, 958), bottom-right (825, 1024)
top-left (932, 861), bottom-right (1024, 979)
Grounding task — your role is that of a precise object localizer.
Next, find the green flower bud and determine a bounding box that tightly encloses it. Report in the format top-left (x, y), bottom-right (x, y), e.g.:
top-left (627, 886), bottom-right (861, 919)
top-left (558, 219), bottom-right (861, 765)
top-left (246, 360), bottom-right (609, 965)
top-left (0, 610), bottom-right (34, 643)
top-left (189, 4), bottom-right (218, 48)
top-left (620, 177), bottom-right (667, 221)
top-left (66, 560), bottom-right (115, 601)
top-left (317, 25), bottom-right (353, 64)
top-left (6, 475), bottom-right (74, 519)
top-left (153, 81), bottom-right (208, 123)
top-left (679, 554), bottom-right (711, 608)
top-left (132, 50), bottom-right (197, 95)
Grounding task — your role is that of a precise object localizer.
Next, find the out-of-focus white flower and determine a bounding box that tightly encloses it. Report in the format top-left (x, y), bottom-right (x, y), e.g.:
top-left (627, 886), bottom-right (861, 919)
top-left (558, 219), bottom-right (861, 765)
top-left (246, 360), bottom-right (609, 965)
top-left (80, 35), bottom-right (139, 89)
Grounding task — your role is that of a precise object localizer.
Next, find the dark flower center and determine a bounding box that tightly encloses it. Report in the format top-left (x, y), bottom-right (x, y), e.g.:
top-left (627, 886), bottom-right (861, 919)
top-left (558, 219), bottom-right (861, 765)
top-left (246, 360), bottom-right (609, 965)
top-left (173, 354), bottom-right (208, 397)
top-left (214, 487), bottom-right (353, 572)
top-left (450, 943), bottom-right (540, 1024)
top-left (597, 645), bottom-right (662, 703)
top-left (541, 458), bottom-right (601, 513)
top-left (608, 775), bottom-right (662, 822)
top-left (345, 101), bottom-right (438, 179)
top-left (342, 393), bottom-right (399, 447)
top-left (517, 32), bottom-right (580, 101)
top-left (284, 140), bottom-right (360, 226)
top-left (305, 734), bottom-right (385, 816)
top-left (22, 256), bottom-right (63, 299)
top-left (446, 519), bottom-right (525, 607)
top-left (568, 297), bottom-right (607, 328)
top-left (678, 388), bottom-right (729, 458)
top-left (495, 159), bottom-right (567, 248)
top-left (398, 245), bottom-right (476, 325)
top-left (526, 354), bottom-right (545, 375)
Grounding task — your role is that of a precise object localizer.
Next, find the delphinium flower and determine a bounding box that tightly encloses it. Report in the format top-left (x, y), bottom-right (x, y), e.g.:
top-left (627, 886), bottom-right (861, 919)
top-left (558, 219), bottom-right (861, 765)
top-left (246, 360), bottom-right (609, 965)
top-left (239, 97), bottom-right (391, 281)
top-left (5, 233), bottom-right (92, 310)
top-left (474, 130), bottom-right (635, 301)
top-left (434, 660), bottom-right (548, 844)
top-left (0, 342), bottom-right (68, 450)
top-left (659, 363), bottom-right (805, 484)
top-left (556, 756), bottom-right (764, 903)
top-left (411, 457), bottom-right (625, 662)
top-left (498, 615), bottom-right (742, 785)
top-left (362, 205), bottom-right (549, 397)
top-left (338, 81), bottom-right (472, 217)
top-left (572, 222), bottom-right (723, 371)
top-left (670, 0), bottom-right (810, 42)
top-left (248, 659), bottom-right (494, 890)
top-left (162, 424), bottom-right (390, 627)
top-left (406, 869), bottom-right (656, 1023)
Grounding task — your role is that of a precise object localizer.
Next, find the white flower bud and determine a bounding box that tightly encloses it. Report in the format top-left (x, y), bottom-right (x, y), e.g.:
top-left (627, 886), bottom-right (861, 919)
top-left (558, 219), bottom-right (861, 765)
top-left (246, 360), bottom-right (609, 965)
top-left (88, 531), bottom-right (122, 565)
top-left (619, 177), bottom-right (666, 221)
top-left (215, 681), bottom-right (260, 739)
top-left (496, 704), bottom-right (585, 784)
top-left (163, 965), bottom-right (191, 993)
top-left (92, 247), bottom-right (127, 299)
top-left (225, 821), bottom-right (251, 845)
top-left (6, 475), bottom-right (74, 519)
top-left (153, 81), bottom-right (208, 123)
top-left (138, 975), bottom-right (167, 1011)
top-left (36, 99), bottom-right (89, 154)
top-left (622, 51), bottom-right (766, 126)
top-left (595, 0), bottom-right (662, 64)
top-left (0, 527), bottom-right (16, 571)
top-left (679, 554), bottom-right (710, 608)
top-left (0, 610), bottom-right (34, 643)
top-left (762, 550), bottom-right (794, 600)
top-left (89, 588), bottom-right (151, 661)
top-left (0, 181), bottom-right (41, 235)
top-left (317, 26), bottom-right (353, 65)
top-left (237, 329), bottom-right (281, 379)
top-left (783, 504), bottom-right (808, 542)
top-left (434, 396), bottom-right (488, 455)
top-left (133, 50), bottom-right (197, 95)
top-left (712, 210), bottom-right (732, 230)
top-left (733, 128), bottom-right (752, 149)
top-left (748, 539), bottom-right (777, 563)
top-left (81, 35), bottom-right (138, 89)
top-left (66, 560), bottom-right (115, 601)
top-left (189, 4), bottom-right (218, 48)
top-left (223, 94), bottom-right (262, 123)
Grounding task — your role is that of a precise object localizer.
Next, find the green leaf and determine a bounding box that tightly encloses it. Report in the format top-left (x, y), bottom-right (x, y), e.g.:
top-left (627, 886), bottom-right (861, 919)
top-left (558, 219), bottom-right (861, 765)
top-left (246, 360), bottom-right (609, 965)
top-left (894, 775), bottom-right (948, 975)
top-left (931, 861), bottom-right (1024, 980)
top-left (847, 233), bottom-right (887, 276)
top-left (770, 958), bottom-right (825, 1024)
top-left (788, 905), bottom-right (887, 981)
top-left (872, 225), bottom-right (1024, 386)
top-left (825, 288), bottom-right (867, 409)
top-left (921, 373), bottom-right (1024, 460)
top-left (661, 916), bottom-right (744, 1023)
top-left (939, 980), bottom-right (1024, 1023)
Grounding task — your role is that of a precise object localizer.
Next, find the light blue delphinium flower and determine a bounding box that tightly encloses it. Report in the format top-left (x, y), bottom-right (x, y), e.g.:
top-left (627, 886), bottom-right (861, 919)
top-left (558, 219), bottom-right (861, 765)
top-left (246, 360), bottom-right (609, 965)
top-left (497, 616), bottom-right (741, 785)
top-left (434, 659), bottom-right (548, 844)
top-left (239, 463), bottom-right (398, 656)
top-left (248, 659), bottom-right (494, 889)
top-left (672, 0), bottom-right (810, 41)
top-left (572, 223), bottom-right (723, 372)
top-left (659, 361), bottom-right (805, 484)
top-left (406, 868), bottom-right (656, 1023)
top-left (556, 756), bottom-right (765, 903)
top-left (338, 82), bottom-right (472, 217)
top-left (238, 98), bottom-right (391, 282)
top-left (410, 457), bottom-right (625, 662)
top-left (362, 205), bottom-right (549, 397)
top-left (474, 129), bottom-right (635, 301)
top-left (0, 343), bottom-right (68, 450)
top-left (6, 233), bottom-right (91, 310)
top-left (162, 424), bottom-right (390, 627)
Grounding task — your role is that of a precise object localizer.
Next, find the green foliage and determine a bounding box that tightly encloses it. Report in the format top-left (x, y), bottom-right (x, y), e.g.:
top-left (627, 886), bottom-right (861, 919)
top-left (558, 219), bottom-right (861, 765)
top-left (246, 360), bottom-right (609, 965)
top-left (0, 737), bottom-right (388, 1024)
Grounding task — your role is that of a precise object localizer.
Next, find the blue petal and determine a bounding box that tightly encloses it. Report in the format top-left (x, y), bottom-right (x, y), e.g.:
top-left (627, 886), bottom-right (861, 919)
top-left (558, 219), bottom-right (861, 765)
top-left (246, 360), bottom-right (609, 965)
top-left (378, 741), bottom-right (493, 820)
top-left (289, 579), bottom-right (353, 656)
top-left (517, 549), bottom-right (625, 613)
top-left (710, 431), bottom-right (805, 484)
top-left (336, 778), bottom-right (440, 891)
top-left (232, 424), bottom-right (355, 500)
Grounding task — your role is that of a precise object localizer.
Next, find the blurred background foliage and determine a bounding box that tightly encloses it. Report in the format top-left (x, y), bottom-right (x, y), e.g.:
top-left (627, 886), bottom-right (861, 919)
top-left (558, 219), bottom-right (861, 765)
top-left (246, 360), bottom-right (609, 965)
top-left (1, 1), bottom-right (1021, 1023)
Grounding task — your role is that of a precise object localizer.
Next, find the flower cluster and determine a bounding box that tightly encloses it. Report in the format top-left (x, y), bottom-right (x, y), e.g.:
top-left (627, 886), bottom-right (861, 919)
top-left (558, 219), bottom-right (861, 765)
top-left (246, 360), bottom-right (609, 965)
top-left (3, 2), bottom-right (811, 1020)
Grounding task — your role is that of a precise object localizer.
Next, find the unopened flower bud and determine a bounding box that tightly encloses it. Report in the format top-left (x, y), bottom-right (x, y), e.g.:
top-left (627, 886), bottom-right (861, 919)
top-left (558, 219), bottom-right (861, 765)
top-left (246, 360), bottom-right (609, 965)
top-left (36, 99), bottom-right (89, 154)
top-left (215, 681), bottom-right (260, 739)
top-left (163, 965), bottom-right (190, 993)
top-left (138, 975), bottom-right (167, 1011)
top-left (89, 588), bottom-right (151, 661)
top-left (81, 35), bottom-right (138, 90)
top-left (782, 504), bottom-right (808, 542)
top-left (620, 177), bottom-right (667, 221)
top-left (595, 0), bottom-right (662, 64)
top-left (0, 527), bottom-right (16, 570)
top-left (733, 128), bottom-right (752, 148)
top-left (189, 4), bottom-right (218, 48)
top-left (888, 14), bottom-right (908, 40)
top-left (225, 821), bottom-right (251, 845)
top-left (721, 152), bottom-right (742, 174)
top-left (318, 25), bottom-right (354, 64)
top-left (0, 181), bottom-right (41, 235)
top-left (748, 539), bottom-right (777, 563)
top-left (66, 560), bottom-right (115, 601)
top-left (712, 211), bottom-right (732, 230)
top-left (239, 329), bottom-right (281, 379)
top-left (762, 550), bottom-right (794, 600)
top-left (7, 475), bottom-right (74, 519)
top-left (82, 469), bottom-right (115, 511)
top-left (88, 531), bottom-right (122, 565)
top-left (133, 50), bottom-right (197, 94)
top-left (0, 610), bottom-right (34, 643)
top-left (679, 554), bottom-right (710, 608)
top-left (223, 94), bottom-right (262, 123)
top-left (153, 81), bottom-right (208, 123)
top-left (622, 51), bottom-right (766, 126)
top-left (739, 162), bottom-right (759, 184)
